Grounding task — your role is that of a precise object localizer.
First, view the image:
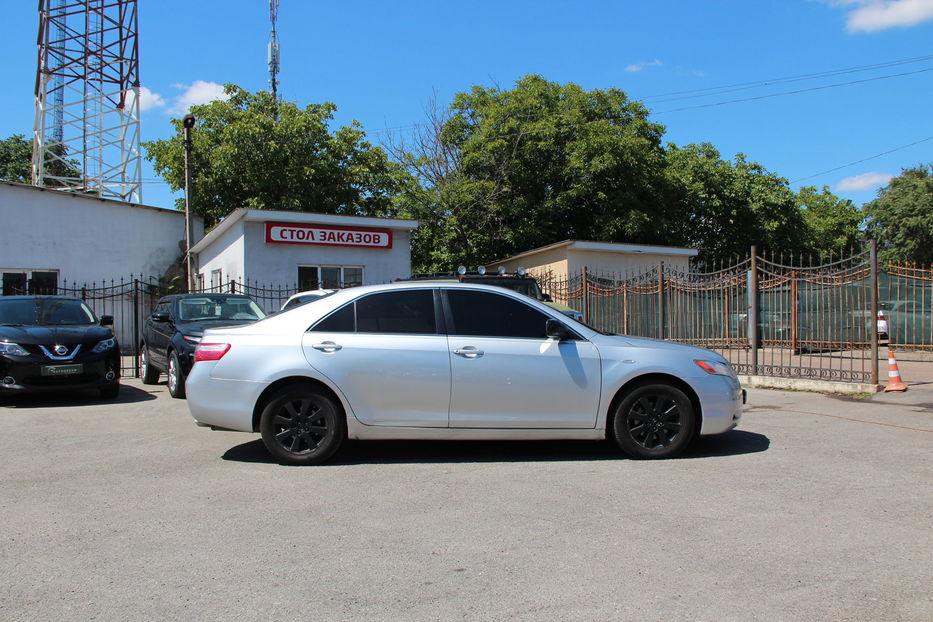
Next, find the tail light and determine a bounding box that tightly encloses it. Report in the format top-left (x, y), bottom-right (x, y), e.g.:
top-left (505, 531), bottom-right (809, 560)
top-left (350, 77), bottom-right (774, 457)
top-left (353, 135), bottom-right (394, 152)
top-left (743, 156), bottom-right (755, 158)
top-left (194, 343), bottom-right (230, 362)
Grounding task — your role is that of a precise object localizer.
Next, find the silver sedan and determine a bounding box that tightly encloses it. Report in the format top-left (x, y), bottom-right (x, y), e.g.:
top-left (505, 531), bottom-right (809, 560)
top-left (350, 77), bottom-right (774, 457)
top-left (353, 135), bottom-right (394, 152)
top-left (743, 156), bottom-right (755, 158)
top-left (186, 282), bottom-right (743, 465)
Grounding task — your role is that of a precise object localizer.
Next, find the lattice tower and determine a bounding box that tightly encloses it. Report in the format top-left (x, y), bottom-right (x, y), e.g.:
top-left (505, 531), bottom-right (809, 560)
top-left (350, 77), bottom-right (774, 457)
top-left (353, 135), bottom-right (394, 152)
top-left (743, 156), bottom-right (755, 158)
top-left (268, 0), bottom-right (280, 99)
top-left (32, 0), bottom-right (142, 203)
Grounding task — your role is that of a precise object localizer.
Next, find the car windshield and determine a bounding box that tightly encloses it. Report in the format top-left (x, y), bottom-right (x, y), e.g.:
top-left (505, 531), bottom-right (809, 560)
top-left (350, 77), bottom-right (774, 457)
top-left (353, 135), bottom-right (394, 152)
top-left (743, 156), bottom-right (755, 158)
top-left (0, 298), bottom-right (96, 326)
top-left (460, 277), bottom-right (544, 300)
top-left (176, 296), bottom-right (266, 322)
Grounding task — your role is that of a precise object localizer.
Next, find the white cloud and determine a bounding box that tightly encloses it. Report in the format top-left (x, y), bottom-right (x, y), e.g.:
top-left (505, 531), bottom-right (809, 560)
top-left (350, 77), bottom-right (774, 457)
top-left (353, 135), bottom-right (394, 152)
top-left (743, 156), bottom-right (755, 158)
top-left (167, 80), bottom-right (229, 114)
top-left (837, 171), bottom-right (893, 190)
top-left (829, 0), bottom-right (933, 32)
top-left (137, 86), bottom-right (165, 111)
top-left (625, 59), bottom-right (663, 72)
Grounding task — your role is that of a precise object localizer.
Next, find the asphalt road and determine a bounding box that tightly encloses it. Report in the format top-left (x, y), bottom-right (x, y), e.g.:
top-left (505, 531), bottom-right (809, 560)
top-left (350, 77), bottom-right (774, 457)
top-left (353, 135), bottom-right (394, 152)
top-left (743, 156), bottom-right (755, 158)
top-left (1, 379), bottom-right (931, 621)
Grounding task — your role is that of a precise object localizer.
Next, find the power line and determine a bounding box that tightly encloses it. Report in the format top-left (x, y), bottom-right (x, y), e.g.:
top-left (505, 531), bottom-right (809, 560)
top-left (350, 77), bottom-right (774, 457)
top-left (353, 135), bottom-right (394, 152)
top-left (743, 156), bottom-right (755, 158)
top-left (653, 66), bottom-right (933, 114)
top-left (639, 53), bottom-right (933, 102)
top-left (791, 135), bottom-right (933, 184)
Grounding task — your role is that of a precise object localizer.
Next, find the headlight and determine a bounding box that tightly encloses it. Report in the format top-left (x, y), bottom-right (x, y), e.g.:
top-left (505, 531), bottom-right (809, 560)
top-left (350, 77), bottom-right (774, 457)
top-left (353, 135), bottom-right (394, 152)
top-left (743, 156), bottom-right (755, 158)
top-left (0, 342), bottom-right (29, 356)
top-left (183, 335), bottom-right (202, 343)
top-left (91, 338), bottom-right (116, 353)
top-left (695, 359), bottom-right (736, 377)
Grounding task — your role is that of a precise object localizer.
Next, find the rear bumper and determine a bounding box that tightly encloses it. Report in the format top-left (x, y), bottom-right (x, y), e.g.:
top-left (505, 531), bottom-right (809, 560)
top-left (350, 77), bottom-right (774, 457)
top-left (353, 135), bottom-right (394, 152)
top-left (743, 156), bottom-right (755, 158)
top-left (185, 362), bottom-right (267, 432)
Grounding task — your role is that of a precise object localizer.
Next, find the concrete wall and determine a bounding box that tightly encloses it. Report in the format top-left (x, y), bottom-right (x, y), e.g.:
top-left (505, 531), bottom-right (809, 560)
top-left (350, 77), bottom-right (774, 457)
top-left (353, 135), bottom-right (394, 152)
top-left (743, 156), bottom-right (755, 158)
top-left (0, 182), bottom-right (202, 286)
top-left (491, 246), bottom-right (569, 280)
top-left (196, 221), bottom-right (247, 287)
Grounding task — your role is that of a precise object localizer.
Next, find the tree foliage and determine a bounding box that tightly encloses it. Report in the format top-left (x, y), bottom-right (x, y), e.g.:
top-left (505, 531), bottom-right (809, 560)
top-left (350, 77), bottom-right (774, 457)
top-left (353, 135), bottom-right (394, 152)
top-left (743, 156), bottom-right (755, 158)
top-left (796, 185), bottom-right (863, 257)
top-left (143, 86), bottom-right (408, 226)
top-left (864, 164), bottom-right (933, 264)
top-left (664, 143), bottom-right (810, 267)
top-left (0, 134), bottom-right (81, 187)
top-left (392, 75), bottom-right (671, 270)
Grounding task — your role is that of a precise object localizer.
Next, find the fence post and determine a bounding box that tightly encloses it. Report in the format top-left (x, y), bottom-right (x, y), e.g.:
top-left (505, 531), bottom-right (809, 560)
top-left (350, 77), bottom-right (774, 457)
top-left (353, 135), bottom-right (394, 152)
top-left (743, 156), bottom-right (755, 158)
top-left (870, 239), bottom-right (879, 386)
top-left (229, 279), bottom-right (236, 294)
top-left (132, 278), bottom-right (140, 378)
top-left (581, 266), bottom-right (590, 324)
top-left (749, 246), bottom-right (759, 375)
top-left (657, 261), bottom-right (665, 340)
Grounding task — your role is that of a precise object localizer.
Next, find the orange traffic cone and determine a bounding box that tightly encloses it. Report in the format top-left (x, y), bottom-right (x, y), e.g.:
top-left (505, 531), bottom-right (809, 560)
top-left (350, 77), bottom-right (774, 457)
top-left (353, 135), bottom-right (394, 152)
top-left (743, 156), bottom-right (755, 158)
top-left (883, 346), bottom-right (908, 392)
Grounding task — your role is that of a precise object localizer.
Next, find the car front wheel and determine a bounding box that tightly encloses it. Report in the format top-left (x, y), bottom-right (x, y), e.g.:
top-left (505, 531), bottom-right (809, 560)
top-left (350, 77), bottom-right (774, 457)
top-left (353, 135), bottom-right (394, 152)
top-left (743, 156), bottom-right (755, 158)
top-left (167, 351), bottom-right (186, 399)
top-left (612, 383), bottom-right (696, 459)
top-left (259, 385), bottom-right (346, 465)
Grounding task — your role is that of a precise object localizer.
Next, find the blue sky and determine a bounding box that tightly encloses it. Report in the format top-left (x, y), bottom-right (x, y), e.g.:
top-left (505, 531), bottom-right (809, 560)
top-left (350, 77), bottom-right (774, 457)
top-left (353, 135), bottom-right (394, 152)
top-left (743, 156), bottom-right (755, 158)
top-left (2, 0), bottom-right (931, 212)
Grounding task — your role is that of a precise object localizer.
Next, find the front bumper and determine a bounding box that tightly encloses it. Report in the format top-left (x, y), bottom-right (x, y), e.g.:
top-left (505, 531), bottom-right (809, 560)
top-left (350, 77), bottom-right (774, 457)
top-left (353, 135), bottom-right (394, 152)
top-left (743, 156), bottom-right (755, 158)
top-left (0, 351), bottom-right (120, 394)
top-left (689, 374), bottom-right (743, 435)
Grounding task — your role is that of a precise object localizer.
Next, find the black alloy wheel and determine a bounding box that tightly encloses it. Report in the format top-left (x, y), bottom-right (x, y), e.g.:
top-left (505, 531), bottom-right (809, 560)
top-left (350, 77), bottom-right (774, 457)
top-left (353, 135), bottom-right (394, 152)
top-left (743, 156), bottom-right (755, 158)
top-left (167, 350), bottom-right (186, 399)
top-left (612, 383), bottom-right (696, 459)
top-left (259, 386), bottom-right (345, 465)
top-left (139, 345), bottom-right (160, 385)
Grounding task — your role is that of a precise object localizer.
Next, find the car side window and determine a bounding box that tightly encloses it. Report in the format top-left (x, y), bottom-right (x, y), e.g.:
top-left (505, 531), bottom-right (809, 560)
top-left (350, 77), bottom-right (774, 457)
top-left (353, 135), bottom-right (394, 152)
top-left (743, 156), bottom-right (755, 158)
top-left (310, 304), bottom-right (355, 332)
top-left (356, 290), bottom-right (436, 334)
top-left (446, 290), bottom-right (551, 339)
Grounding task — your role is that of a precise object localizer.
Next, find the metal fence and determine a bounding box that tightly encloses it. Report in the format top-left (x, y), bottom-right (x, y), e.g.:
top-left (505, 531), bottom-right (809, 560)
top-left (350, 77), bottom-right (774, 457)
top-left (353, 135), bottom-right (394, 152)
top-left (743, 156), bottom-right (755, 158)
top-left (535, 245), bottom-right (933, 386)
top-left (4, 249), bottom-right (932, 385)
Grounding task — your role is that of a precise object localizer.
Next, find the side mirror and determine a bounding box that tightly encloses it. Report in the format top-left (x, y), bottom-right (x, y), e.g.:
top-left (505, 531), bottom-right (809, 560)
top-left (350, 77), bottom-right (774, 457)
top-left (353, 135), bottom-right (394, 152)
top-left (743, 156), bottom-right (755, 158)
top-left (150, 311), bottom-right (170, 323)
top-left (541, 293), bottom-right (553, 302)
top-left (546, 318), bottom-right (569, 340)
top-left (99, 315), bottom-right (114, 326)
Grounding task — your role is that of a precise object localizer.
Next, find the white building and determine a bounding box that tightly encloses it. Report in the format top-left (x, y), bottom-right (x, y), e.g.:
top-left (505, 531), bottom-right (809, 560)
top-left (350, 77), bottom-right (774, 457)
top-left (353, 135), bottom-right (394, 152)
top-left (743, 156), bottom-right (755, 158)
top-left (0, 181), bottom-right (203, 294)
top-left (190, 208), bottom-right (419, 291)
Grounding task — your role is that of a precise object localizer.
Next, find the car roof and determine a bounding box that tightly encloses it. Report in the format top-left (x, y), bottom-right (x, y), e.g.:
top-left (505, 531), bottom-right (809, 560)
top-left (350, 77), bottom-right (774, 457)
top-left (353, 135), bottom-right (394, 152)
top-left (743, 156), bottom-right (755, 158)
top-left (0, 295), bottom-right (83, 302)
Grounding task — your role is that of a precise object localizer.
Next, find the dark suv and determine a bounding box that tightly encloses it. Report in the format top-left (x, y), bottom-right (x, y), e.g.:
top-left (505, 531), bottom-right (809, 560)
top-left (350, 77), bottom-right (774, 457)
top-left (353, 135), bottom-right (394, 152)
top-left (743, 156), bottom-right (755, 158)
top-left (0, 296), bottom-right (120, 399)
top-left (139, 294), bottom-right (265, 398)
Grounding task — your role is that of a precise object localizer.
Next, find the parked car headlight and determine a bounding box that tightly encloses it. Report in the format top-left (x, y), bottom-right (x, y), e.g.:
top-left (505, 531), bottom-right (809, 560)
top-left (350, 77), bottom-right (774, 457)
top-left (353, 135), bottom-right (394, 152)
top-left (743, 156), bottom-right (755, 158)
top-left (91, 338), bottom-right (116, 353)
top-left (695, 359), bottom-right (736, 377)
top-left (0, 342), bottom-right (29, 356)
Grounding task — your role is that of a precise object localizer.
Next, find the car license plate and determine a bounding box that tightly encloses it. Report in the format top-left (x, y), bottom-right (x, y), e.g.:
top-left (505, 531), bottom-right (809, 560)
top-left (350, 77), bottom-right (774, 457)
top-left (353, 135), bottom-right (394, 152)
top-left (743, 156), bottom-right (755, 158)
top-left (41, 364), bottom-right (83, 377)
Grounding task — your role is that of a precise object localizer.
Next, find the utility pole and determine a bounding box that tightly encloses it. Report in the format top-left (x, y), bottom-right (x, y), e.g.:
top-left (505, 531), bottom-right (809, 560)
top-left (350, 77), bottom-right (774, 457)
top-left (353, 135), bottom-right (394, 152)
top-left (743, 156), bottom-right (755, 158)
top-left (183, 114), bottom-right (196, 292)
top-left (268, 0), bottom-right (280, 100)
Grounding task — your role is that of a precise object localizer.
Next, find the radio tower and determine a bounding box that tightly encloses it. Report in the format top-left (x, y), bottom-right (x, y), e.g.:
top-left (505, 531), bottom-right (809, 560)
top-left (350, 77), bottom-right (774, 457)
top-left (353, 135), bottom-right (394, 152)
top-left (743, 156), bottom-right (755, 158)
top-left (32, 0), bottom-right (143, 203)
top-left (268, 0), bottom-right (280, 100)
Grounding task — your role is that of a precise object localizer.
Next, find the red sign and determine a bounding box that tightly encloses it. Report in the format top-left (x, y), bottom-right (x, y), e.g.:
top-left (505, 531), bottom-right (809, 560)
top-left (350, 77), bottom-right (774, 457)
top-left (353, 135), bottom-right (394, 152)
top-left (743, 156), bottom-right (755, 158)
top-left (265, 222), bottom-right (393, 249)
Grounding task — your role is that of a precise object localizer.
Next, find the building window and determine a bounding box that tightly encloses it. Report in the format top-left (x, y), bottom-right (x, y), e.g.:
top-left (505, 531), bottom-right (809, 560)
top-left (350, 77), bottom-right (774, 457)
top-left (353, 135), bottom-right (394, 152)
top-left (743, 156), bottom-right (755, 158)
top-left (210, 269), bottom-right (223, 290)
top-left (297, 266), bottom-right (364, 290)
top-left (1, 270), bottom-right (58, 296)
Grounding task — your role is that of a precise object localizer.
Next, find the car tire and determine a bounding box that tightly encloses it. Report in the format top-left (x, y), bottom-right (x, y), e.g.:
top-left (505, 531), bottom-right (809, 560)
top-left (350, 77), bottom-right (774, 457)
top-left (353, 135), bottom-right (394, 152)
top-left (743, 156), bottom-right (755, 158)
top-left (139, 345), bottom-right (160, 385)
top-left (259, 385), bottom-right (346, 465)
top-left (167, 350), bottom-right (186, 399)
top-left (100, 383), bottom-right (120, 399)
top-left (611, 382), bottom-right (696, 459)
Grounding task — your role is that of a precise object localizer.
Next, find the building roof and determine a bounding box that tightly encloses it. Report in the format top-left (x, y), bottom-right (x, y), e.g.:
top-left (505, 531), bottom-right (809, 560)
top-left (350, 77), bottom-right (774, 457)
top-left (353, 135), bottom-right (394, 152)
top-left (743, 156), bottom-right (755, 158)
top-left (491, 239), bottom-right (698, 264)
top-left (1, 180), bottom-right (189, 216)
top-left (189, 208), bottom-right (419, 254)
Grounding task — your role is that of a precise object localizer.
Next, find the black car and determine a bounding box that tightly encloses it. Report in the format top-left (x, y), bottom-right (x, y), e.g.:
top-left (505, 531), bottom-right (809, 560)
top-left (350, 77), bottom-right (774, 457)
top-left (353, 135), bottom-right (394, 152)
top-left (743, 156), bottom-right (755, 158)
top-left (0, 296), bottom-right (120, 399)
top-left (139, 293), bottom-right (266, 398)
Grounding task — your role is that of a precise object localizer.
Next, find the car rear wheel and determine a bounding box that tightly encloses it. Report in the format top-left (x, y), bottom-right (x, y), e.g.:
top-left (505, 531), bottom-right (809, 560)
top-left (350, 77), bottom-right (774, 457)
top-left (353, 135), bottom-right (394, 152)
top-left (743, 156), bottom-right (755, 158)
top-left (612, 383), bottom-right (695, 459)
top-left (167, 351), bottom-right (186, 399)
top-left (139, 345), bottom-right (160, 385)
top-left (259, 385), bottom-right (346, 465)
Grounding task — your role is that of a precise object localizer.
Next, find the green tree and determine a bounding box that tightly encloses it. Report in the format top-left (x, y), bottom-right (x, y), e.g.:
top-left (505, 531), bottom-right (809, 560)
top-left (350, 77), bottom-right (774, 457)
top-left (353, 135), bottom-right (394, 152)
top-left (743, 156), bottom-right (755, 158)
top-left (864, 165), bottom-right (933, 264)
top-left (392, 75), bottom-right (672, 270)
top-left (0, 134), bottom-right (32, 182)
top-left (144, 86), bottom-right (408, 226)
top-left (664, 143), bottom-right (808, 267)
top-left (0, 134), bottom-right (82, 187)
top-left (796, 185), bottom-right (863, 257)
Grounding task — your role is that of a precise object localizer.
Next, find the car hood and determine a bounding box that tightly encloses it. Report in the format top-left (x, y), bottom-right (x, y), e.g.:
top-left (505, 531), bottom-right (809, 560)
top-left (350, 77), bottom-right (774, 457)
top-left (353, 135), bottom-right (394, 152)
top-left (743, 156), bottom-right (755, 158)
top-left (0, 324), bottom-right (112, 345)
top-left (590, 333), bottom-right (728, 362)
top-left (177, 319), bottom-right (259, 338)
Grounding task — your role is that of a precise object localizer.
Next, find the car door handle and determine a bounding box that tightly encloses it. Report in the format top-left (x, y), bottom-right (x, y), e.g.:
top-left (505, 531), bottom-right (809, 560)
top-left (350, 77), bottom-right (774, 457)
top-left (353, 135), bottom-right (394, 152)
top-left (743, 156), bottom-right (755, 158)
top-left (312, 341), bottom-right (342, 353)
top-left (453, 347), bottom-right (484, 358)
